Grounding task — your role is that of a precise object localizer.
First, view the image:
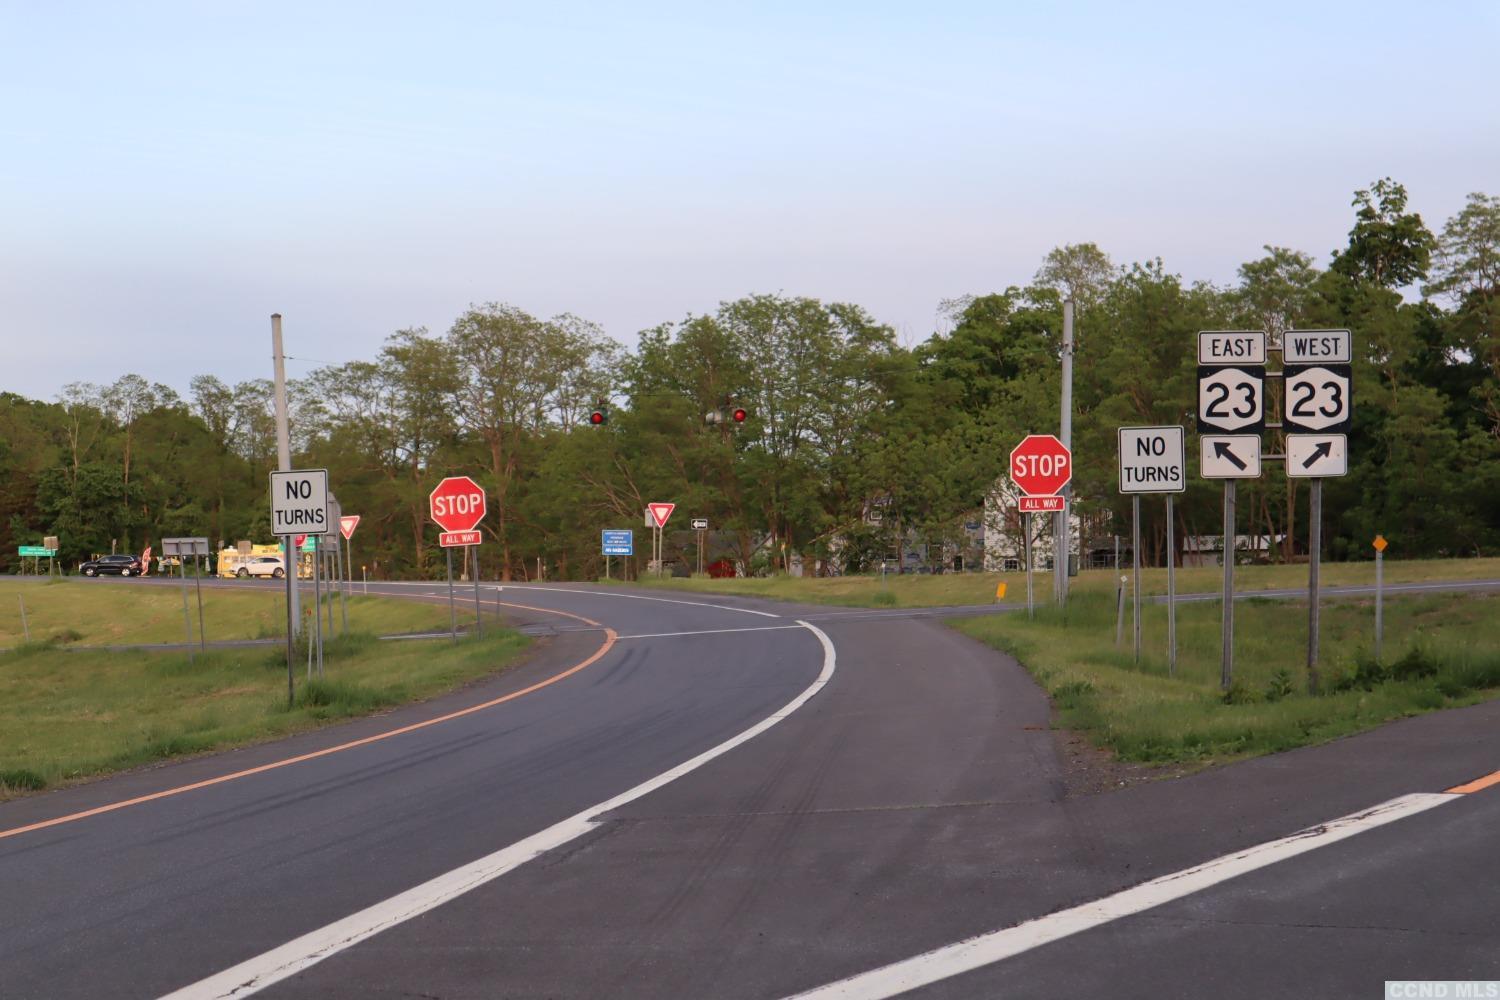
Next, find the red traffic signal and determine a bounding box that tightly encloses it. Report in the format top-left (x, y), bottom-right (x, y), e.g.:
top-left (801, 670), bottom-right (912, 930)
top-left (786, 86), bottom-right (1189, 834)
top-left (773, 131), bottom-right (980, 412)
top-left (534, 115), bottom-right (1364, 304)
top-left (589, 410), bottom-right (606, 425)
top-left (731, 407), bottom-right (748, 423)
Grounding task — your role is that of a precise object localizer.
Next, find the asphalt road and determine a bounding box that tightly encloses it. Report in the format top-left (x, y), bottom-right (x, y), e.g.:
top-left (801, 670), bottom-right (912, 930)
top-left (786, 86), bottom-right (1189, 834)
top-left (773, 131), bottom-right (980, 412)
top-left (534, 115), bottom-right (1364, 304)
top-left (1, 580), bottom-right (1497, 998)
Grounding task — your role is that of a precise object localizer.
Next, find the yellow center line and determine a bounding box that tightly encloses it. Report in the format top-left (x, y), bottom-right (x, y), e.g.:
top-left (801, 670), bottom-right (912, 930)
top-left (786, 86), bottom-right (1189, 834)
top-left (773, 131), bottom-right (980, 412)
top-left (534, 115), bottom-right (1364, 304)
top-left (0, 601), bottom-right (617, 842)
top-left (1445, 768), bottom-right (1500, 795)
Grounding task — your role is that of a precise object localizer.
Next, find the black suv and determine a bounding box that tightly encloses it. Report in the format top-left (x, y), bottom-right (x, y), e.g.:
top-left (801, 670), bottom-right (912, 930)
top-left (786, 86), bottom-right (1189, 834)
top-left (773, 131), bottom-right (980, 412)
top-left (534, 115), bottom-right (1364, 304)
top-left (80, 554), bottom-right (144, 577)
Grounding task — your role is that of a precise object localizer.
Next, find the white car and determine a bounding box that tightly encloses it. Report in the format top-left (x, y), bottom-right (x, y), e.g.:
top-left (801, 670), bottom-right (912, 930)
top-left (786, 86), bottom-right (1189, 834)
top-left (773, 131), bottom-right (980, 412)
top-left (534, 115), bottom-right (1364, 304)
top-left (236, 556), bottom-right (286, 579)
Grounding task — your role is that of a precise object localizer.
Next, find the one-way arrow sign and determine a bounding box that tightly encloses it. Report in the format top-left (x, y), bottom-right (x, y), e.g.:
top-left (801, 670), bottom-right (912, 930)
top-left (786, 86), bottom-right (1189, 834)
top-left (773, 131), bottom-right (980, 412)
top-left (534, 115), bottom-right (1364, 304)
top-left (1213, 440), bottom-right (1247, 471)
top-left (1200, 435), bottom-right (1261, 479)
top-left (1286, 434), bottom-right (1347, 478)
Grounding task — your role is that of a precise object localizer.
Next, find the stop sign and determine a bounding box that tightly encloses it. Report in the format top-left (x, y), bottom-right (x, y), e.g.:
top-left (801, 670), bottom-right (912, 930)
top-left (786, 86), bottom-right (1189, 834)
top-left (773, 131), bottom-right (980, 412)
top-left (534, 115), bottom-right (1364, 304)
top-left (429, 476), bottom-right (488, 533)
top-left (1009, 434), bottom-right (1072, 497)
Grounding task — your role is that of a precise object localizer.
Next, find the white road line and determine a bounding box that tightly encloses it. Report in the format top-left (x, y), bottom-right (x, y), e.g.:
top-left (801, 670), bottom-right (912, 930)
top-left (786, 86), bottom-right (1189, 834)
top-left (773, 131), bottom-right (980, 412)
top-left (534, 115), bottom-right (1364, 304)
top-left (159, 621), bottom-right (837, 1000)
top-left (496, 584), bottom-right (782, 618)
top-left (615, 624), bottom-right (806, 640)
top-left (784, 791), bottom-right (1457, 1000)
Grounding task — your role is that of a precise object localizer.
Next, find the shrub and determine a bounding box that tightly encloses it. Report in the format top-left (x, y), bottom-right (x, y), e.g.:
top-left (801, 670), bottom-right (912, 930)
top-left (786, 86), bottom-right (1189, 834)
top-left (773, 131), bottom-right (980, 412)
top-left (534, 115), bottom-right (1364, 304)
top-left (1390, 647), bottom-right (1438, 682)
top-left (1264, 668), bottom-right (1296, 702)
top-left (0, 768), bottom-right (47, 792)
top-left (1051, 680), bottom-right (1095, 709)
top-left (1221, 681), bottom-right (1257, 705)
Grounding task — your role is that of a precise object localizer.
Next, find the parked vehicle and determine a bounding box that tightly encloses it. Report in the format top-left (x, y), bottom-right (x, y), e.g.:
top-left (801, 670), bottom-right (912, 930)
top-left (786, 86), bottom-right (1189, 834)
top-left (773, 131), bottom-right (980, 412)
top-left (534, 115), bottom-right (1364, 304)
top-left (235, 555), bottom-right (286, 579)
top-left (80, 554), bottom-right (144, 577)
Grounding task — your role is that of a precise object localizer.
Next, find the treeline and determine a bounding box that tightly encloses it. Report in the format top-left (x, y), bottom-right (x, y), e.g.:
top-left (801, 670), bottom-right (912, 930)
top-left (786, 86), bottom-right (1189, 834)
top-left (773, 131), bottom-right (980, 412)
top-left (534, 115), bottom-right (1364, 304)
top-left (3, 180), bottom-right (1497, 578)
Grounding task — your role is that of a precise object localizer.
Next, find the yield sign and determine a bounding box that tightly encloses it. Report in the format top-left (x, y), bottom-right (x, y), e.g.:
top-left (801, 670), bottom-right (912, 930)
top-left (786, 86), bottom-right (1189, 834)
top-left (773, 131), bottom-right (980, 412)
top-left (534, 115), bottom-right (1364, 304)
top-left (339, 515), bottom-right (361, 540)
top-left (648, 502), bottom-right (676, 528)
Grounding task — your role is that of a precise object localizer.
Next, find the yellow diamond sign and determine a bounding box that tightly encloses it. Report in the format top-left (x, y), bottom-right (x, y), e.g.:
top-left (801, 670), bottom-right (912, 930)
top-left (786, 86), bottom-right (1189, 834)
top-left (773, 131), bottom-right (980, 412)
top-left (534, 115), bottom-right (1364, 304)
top-left (1373, 535), bottom-right (1388, 553)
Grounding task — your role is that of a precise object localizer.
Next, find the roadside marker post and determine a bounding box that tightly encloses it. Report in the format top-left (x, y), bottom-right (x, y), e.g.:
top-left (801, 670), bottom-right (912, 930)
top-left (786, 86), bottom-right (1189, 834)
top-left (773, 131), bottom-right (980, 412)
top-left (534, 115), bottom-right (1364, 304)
top-left (1115, 575), bottom-right (1127, 648)
top-left (1117, 426), bottom-right (1186, 672)
top-left (18, 595), bottom-right (29, 642)
top-left (1374, 535), bottom-right (1388, 660)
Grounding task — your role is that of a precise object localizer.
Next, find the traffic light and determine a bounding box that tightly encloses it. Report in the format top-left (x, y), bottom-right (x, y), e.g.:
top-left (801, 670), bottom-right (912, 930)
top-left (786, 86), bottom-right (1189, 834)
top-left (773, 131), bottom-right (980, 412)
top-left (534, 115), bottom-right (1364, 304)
top-left (588, 399), bottom-right (608, 425)
top-left (731, 407), bottom-right (748, 423)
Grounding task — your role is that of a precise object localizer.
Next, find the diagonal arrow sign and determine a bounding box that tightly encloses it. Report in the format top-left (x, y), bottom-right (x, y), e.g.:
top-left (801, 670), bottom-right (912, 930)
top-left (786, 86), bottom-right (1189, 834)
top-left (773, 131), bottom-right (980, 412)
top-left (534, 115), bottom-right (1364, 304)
top-left (1301, 441), bottom-right (1333, 469)
top-left (1213, 440), bottom-right (1247, 471)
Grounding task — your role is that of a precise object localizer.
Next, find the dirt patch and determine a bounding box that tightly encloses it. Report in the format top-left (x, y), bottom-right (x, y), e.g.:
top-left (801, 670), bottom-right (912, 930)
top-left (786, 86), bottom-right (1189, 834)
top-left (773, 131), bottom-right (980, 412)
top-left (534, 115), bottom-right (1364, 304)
top-left (1050, 727), bottom-right (1200, 797)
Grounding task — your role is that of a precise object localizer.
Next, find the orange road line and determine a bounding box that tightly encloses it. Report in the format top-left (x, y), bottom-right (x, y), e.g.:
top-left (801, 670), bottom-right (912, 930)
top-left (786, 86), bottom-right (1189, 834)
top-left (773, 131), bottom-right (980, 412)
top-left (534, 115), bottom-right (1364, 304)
top-left (1446, 769), bottom-right (1500, 795)
top-left (0, 601), bottom-right (617, 843)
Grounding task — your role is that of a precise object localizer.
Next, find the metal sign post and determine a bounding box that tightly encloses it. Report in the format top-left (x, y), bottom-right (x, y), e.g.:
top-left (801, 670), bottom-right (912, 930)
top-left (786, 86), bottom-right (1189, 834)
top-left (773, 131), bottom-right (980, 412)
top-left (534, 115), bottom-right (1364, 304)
top-left (1132, 494), bottom-right (1142, 665)
top-left (1024, 512), bottom-right (1034, 620)
top-left (1166, 493), bottom-right (1177, 676)
top-left (312, 538), bottom-right (324, 676)
top-left (1306, 479), bottom-right (1323, 694)
top-left (1374, 534), bottom-right (1388, 660)
top-left (283, 537), bottom-right (295, 706)
top-left (179, 559), bottom-right (194, 660)
top-left (1221, 481), bottom-right (1236, 690)
top-left (446, 547), bottom-right (457, 642)
top-left (472, 546), bottom-right (482, 639)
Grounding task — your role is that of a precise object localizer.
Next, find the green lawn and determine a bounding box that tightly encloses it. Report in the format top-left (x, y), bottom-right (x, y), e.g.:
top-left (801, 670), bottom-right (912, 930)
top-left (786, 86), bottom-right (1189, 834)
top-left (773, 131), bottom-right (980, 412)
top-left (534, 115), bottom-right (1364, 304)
top-left (952, 590), bottom-right (1500, 765)
top-left (0, 629), bottom-right (530, 797)
top-left (0, 579), bottom-right (468, 646)
top-left (0, 582), bottom-right (523, 797)
top-left (616, 556), bottom-right (1500, 609)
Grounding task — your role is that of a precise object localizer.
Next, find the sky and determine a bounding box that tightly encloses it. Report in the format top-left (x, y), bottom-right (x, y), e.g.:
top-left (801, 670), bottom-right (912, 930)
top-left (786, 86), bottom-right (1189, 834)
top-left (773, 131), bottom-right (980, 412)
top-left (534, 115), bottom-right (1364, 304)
top-left (3, 1), bottom-right (1498, 400)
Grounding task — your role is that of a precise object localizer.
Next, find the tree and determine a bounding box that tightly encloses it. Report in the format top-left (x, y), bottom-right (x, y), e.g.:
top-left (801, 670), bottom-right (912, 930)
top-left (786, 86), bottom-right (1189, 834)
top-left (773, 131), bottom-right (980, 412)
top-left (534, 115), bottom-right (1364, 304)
top-left (1426, 192), bottom-right (1500, 434)
top-left (1237, 246), bottom-right (1319, 343)
top-left (447, 303), bottom-right (619, 578)
top-left (1331, 178), bottom-right (1436, 289)
top-left (1034, 243), bottom-right (1116, 310)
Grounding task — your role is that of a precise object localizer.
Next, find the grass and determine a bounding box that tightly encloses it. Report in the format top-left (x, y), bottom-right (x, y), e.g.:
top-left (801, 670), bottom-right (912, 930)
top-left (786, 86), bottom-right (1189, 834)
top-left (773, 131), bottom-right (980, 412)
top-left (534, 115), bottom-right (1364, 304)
top-left (951, 590), bottom-right (1500, 765)
top-left (0, 628), bottom-right (530, 797)
top-left (615, 556), bottom-right (1500, 609)
top-left (0, 579), bottom-right (468, 646)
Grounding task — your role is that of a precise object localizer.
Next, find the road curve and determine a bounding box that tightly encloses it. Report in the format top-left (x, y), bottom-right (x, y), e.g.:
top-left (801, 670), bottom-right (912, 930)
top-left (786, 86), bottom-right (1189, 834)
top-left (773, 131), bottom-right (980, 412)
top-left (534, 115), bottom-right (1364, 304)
top-left (0, 585), bottom-right (828, 998)
top-left (2, 580), bottom-right (1498, 999)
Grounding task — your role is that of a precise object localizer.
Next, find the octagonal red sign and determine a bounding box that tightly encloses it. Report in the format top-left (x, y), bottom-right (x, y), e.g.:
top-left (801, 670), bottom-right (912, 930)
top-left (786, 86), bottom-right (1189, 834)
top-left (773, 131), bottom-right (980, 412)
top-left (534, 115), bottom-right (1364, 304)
top-left (429, 476), bottom-right (488, 533)
top-left (1009, 434), bottom-right (1072, 497)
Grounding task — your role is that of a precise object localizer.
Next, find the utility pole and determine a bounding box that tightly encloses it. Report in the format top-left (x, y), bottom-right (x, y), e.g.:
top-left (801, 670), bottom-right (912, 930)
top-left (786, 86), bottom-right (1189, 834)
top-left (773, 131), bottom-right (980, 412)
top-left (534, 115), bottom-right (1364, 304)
top-left (1054, 298), bottom-right (1074, 607)
top-left (272, 313), bottom-right (300, 636)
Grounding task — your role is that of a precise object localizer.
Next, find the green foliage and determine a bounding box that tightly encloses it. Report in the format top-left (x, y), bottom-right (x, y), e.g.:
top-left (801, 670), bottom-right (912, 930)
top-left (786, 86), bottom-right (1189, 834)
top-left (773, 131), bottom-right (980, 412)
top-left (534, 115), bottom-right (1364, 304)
top-left (2, 181), bottom-right (1499, 577)
top-left (1264, 668), bottom-right (1295, 702)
